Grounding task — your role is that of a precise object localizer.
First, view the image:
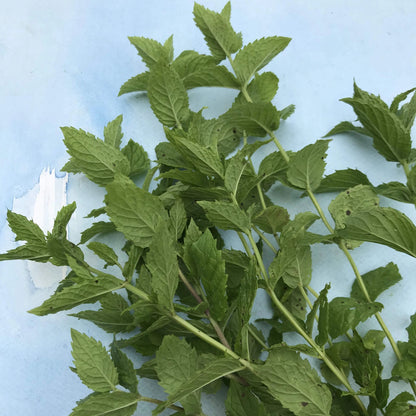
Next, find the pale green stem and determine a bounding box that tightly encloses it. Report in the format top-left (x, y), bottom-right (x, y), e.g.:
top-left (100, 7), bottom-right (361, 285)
top-left (140, 396), bottom-right (184, 412)
top-left (403, 160), bottom-right (411, 178)
top-left (246, 232), bottom-right (268, 280)
top-left (307, 285), bottom-right (320, 299)
top-left (142, 165), bottom-right (159, 192)
top-left (247, 325), bottom-right (269, 351)
top-left (253, 225), bottom-right (277, 254)
top-left (299, 284), bottom-right (314, 310)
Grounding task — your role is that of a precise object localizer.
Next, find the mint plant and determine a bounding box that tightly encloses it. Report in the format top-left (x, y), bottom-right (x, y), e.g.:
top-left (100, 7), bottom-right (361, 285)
top-left (2, 2), bottom-right (416, 415)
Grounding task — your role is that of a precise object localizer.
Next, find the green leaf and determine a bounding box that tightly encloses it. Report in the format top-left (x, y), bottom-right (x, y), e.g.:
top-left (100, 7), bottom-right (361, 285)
top-left (197, 200), bottom-right (250, 232)
top-left (233, 36), bottom-right (291, 85)
top-left (172, 50), bottom-right (239, 89)
top-left (85, 207), bottom-right (106, 218)
top-left (69, 391), bottom-right (139, 416)
top-left (305, 284), bottom-right (330, 338)
top-left (234, 72), bottom-right (279, 104)
top-left (385, 392), bottom-right (416, 416)
top-left (155, 142), bottom-right (188, 168)
top-left (398, 90), bottom-right (416, 131)
top-left (88, 242), bottom-right (119, 268)
top-left (362, 330), bottom-right (386, 353)
top-left (61, 127), bottom-right (130, 186)
top-left (237, 259), bottom-right (258, 325)
top-left (156, 336), bottom-right (201, 414)
top-left (390, 88), bottom-right (416, 113)
top-left (323, 121), bottom-right (370, 138)
top-left (225, 380), bottom-right (266, 416)
top-left (224, 102), bottom-right (280, 137)
top-left (272, 244), bottom-right (312, 290)
top-left (328, 184), bottom-right (379, 249)
top-left (71, 329), bottom-right (118, 392)
top-left (376, 181), bottom-right (414, 203)
top-left (110, 343), bottom-right (138, 393)
top-left (258, 151), bottom-right (289, 190)
top-left (351, 262), bottom-right (402, 302)
top-left (280, 104), bottom-right (296, 120)
top-left (407, 165), bottom-right (416, 195)
top-left (341, 84), bottom-right (411, 162)
top-left (105, 174), bottom-right (168, 248)
top-left (118, 72), bottom-right (149, 96)
top-left (315, 169), bottom-right (372, 193)
top-left (193, 2), bottom-right (242, 62)
top-left (128, 36), bottom-right (172, 68)
top-left (169, 199), bottom-right (187, 240)
top-left (328, 297), bottom-right (383, 339)
top-left (184, 229), bottom-right (228, 321)
top-left (104, 115), bottom-right (123, 149)
top-left (29, 274), bottom-right (123, 316)
top-left (80, 221), bottom-right (116, 245)
top-left (70, 293), bottom-right (135, 333)
top-left (287, 140), bottom-right (330, 191)
top-left (337, 207), bottom-right (416, 257)
top-left (121, 139), bottom-right (150, 177)
top-left (6, 210), bottom-right (46, 246)
top-left (146, 222), bottom-right (178, 310)
top-left (168, 131), bottom-right (224, 178)
top-left (154, 357), bottom-right (244, 414)
top-left (257, 345), bottom-right (332, 416)
top-left (253, 205), bottom-right (290, 234)
top-left (147, 64), bottom-right (189, 128)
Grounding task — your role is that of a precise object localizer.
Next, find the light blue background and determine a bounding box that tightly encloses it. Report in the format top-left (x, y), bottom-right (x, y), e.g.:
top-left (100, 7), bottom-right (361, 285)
top-left (1, 1), bottom-right (416, 415)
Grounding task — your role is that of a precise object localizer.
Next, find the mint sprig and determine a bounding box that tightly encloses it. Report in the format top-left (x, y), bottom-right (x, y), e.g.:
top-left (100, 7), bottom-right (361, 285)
top-left (2, 2), bottom-right (416, 415)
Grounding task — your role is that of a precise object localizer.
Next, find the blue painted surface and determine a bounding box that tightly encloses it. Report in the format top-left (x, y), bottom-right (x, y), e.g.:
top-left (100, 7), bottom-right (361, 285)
top-left (1, 1), bottom-right (416, 414)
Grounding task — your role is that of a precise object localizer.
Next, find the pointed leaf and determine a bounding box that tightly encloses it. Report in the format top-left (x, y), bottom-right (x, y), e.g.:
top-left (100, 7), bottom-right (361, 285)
top-left (324, 121), bottom-right (370, 138)
top-left (71, 329), bottom-right (118, 392)
top-left (257, 345), bottom-right (332, 416)
top-left (70, 293), bottom-right (135, 333)
top-left (29, 274), bottom-right (123, 316)
top-left (103, 115), bottom-right (123, 149)
top-left (110, 343), bottom-right (138, 393)
top-left (315, 169), bottom-right (372, 193)
top-left (233, 36), bottom-right (291, 85)
top-left (154, 357), bottom-right (244, 414)
top-left (69, 391), bottom-right (139, 416)
top-left (287, 140), bottom-right (330, 191)
top-left (351, 262), bottom-right (402, 302)
top-left (337, 207), bottom-right (416, 257)
top-left (156, 336), bottom-right (201, 414)
top-left (253, 206), bottom-right (290, 234)
top-left (105, 174), bottom-right (168, 248)
top-left (147, 64), bottom-right (189, 128)
top-left (376, 181), bottom-right (414, 203)
top-left (118, 72), bottom-right (149, 96)
top-left (146, 222), bottom-right (178, 310)
top-left (193, 2), bottom-right (242, 62)
top-left (80, 221), bottom-right (116, 245)
top-left (88, 242), bottom-right (119, 268)
top-left (61, 127), bottom-right (130, 185)
top-left (128, 36), bottom-right (171, 68)
top-left (121, 139), bottom-right (150, 177)
top-left (197, 200), bottom-right (250, 232)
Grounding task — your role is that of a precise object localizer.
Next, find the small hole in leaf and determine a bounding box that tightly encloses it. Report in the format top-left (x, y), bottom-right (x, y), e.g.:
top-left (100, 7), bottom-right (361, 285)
top-left (95, 280), bottom-right (99, 283)
top-left (232, 128), bottom-right (237, 134)
top-left (301, 402), bottom-right (308, 407)
top-left (346, 210), bottom-right (351, 216)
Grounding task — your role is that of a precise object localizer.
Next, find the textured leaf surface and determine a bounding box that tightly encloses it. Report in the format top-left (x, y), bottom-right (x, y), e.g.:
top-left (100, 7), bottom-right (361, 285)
top-left (184, 229), bottom-right (228, 320)
top-left (329, 185), bottom-right (379, 249)
top-left (118, 72), bottom-right (149, 95)
top-left (70, 293), bottom-right (135, 333)
top-left (103, 115), bottom-right (123, 149)
top-left (193, 2), bottom-right (242, 62)
top-left (342, 86), bottom-right (411, 162)
top-left (233, 36), bottom-right (291, 85)
top-left (146, 222), bottom-right (178, 310)
top-left (258, 346), bottom-right (332, 416)
top-left (80, 222), bottom-right (116, 245)
top-left (234, 72), bottom-right (279, 104)
top-left (253, 206), bottom-right (289, 234)
top-left (71, 329), bottom-right (118, 392)
top-left (147, 64), bottom-right (189, 128)
top-left (376, 181), bottom-right (414, 203)
top-left (224, 102), bottom-right (280, 137)
top-left (29, 274), bottom-right (123, 316)
top-left (337, 207), bottom-right (416, 257)
top-left (156, 336), bottom-right (201, 414)
top-left (128, 36), bottom-right (171, 68)
top-left (70, 392), bottom-right (139, 416)
top-left (105, 174), bottom-right (168, 248)
top-left (198, 200), bottom-right (250, 231)
top-left (88, 242), bottom-right (119, 268)
top-left (351, 262), bottom-right (402, 302)
top-left (154, 357), bottom-right (244, 414)
top-left (287, 140), bottom-right (330, 191)
top-left (121, 139), bottom-right (150, 177)
top-left (315, 169), bottom-right (372, 193)
top-left (328, 297), bottom-right (383, 339)
top-left (61, 127), bottom-right (130, 186)
top-left (110, 343), bottom-right (138, 393)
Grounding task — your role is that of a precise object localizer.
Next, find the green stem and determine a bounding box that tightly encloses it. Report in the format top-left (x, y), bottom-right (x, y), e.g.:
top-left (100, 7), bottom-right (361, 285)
top-left (246, 231), bottom-right (268, 280)
top-left (299, 284), bottom-right (314, 310)
top-left (403, 160), bottom-right (411, 178)
top-left (142, 165), bottom-right (159, 192)
top-left (247, 325), bottom-right (269, 351)
top-left (253, 225), bottom-right (277, 254)
top-left (140, 396), bottom-right (184, 412)
top-left (307, 285), bottom-right (320, 299)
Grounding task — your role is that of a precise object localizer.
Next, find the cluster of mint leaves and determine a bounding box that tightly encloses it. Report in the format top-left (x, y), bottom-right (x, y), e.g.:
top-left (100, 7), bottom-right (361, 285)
top-left (2, 2), bottom-right (416, 415)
